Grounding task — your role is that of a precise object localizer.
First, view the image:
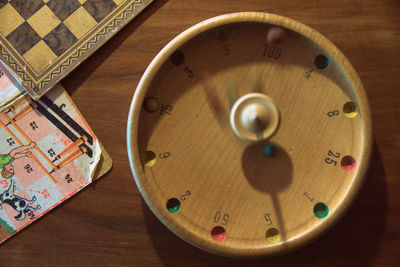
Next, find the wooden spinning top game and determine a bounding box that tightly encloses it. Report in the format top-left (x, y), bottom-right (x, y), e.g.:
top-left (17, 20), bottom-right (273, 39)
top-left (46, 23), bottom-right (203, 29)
top-left (127, 12), bottom-right (372, 257)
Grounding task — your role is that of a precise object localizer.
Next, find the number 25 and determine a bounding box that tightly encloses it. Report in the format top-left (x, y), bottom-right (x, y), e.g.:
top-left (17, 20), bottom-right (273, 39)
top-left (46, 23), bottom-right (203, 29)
top-left (325, 150), bottom-right (340, 166)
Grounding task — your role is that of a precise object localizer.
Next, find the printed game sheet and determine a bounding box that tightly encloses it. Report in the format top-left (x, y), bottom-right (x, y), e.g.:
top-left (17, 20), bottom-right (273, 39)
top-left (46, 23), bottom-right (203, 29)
top-left (0, 61), bottom-right (110, 243)
top-left (0, 0), bottom-right (153, 99)
top-left (0, 59), bottom-right (25, 111)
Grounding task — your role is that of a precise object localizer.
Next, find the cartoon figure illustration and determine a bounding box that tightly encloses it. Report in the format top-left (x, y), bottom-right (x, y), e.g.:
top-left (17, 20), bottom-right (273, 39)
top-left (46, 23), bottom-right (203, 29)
top-left (0, 142), bottom-right (36, 179)
top-left (0, 179), bottom-right (41, 221)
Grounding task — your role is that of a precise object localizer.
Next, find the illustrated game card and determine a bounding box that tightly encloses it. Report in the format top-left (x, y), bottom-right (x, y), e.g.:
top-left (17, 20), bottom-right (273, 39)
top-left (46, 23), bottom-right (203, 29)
top-left (0, 61), bottom-right (111, 243)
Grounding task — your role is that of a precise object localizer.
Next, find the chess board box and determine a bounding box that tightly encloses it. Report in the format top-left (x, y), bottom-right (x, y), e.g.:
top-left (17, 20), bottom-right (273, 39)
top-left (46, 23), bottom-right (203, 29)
top-left (0, 0), bottom-right (153, 99)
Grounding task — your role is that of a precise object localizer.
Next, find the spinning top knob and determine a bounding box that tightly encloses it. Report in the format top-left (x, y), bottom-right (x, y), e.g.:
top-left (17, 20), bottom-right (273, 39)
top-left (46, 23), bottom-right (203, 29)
top-left (230, 93), bottom-right (280, 142)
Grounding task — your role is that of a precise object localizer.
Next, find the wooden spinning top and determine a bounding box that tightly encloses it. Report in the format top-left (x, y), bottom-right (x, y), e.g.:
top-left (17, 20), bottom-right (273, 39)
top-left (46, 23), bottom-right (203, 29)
top-left (230, 93), bottom-right (280, 142)
top-left (127, 12), bottom-right (372, 257)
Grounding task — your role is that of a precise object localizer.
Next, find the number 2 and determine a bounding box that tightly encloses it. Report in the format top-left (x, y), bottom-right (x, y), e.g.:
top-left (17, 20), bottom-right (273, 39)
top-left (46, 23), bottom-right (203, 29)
top-left (328, 150), bottom-right (340, 158)
top-left (180, 190), bottom-right (191, 201)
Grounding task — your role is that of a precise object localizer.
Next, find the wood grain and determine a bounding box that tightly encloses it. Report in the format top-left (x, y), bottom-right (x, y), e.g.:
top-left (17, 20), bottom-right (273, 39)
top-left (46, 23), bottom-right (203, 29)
top-left (128, 12), bottom-right (372, 257)
top-left (0, 0), bottom-right (399, 265)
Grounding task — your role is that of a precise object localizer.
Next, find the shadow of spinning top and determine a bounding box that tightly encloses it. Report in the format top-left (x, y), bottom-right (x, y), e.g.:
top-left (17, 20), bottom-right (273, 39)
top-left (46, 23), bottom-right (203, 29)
top-left (241, 143), bottom-right (293, 244)
top-left (233, 93), bottom-right (292, 244)
top-left (232, 93), bottom-right (292, 192)
top-left (241, 143), bottom-right (293, 194)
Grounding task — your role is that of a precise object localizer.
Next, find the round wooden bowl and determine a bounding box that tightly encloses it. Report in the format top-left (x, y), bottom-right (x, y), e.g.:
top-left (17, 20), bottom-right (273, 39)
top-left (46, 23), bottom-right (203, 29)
top-left (127, 12), bottom-right (372, 257)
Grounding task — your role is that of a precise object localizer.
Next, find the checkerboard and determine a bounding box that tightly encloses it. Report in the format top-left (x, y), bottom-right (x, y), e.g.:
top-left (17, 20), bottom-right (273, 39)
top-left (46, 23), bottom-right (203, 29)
top-left (0, 0), bottom-right (153, 99)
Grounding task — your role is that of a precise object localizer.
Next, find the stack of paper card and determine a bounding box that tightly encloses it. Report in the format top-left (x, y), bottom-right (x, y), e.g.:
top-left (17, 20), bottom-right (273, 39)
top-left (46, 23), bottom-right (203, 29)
top-left (0, 60), bottom-right (112, 243)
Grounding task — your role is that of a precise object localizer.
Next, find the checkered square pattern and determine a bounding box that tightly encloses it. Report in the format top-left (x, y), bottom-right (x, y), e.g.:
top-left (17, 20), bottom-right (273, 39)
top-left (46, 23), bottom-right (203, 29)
top-left (27, 5), bottom-right (61, 38)
top-left (23, 40), bottom-right (57, 72)
top-left (0, 0), bottom-right (150, 97)
top-left (6, 22), bottom-right (42, 55)
top-left (83, 0), bottom-right (117, 23)
top-left (43, 24), bottom-right (77, 57)
top-left (0, 0), bottom-right (125, 73)
top-left (64, 6), bottom-right (97, 39)
top-left (10, 0), bottom-right (44, 20)
top-left (0, 3), bottom-right (25, 37)
top-left (47, 0), bottom-right (80, 21)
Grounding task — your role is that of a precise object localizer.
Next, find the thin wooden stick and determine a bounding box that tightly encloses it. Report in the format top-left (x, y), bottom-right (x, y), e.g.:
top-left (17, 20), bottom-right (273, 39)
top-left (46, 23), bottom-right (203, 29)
top-left (53, 136), bottom-right (88, 162)
top-left (52, 146), bottom-right (87, 172)
top-left (8, 102), bottom-right (37, 124)
top-left (5, 95), bottom-right (30, 114)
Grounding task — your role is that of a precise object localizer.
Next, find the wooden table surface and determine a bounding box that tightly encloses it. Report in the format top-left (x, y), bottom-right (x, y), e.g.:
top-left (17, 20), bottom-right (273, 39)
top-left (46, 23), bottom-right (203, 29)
top-left (1, 0), bottom-right (399, 266)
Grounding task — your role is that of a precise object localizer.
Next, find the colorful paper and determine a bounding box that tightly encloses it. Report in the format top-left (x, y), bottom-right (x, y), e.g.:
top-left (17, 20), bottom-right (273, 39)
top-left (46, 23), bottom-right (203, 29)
top-left (0, 61), bottom-right (106, 243)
